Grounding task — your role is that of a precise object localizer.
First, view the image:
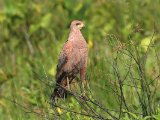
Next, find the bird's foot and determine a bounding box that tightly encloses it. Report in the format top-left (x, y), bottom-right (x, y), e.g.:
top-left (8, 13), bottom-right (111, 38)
top-left (80, 91), bottom-right (87, 100)
top-left (81, 91), bottom-right (86, 96)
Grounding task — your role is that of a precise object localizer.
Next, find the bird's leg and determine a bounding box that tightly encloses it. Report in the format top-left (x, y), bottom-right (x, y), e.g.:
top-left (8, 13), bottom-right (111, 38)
top-left (81, 79), bottom-right (86, 96)
top-left (66, 77), bottom-right (70, 91)
top-left (80, 60), bottom-right (87, 97)
top-left (80, 67), bottom-right (87, 96)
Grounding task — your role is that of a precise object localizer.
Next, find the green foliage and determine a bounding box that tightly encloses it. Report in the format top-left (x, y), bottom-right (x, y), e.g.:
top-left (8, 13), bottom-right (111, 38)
top-left (0, 0), bottom-right (160, 120)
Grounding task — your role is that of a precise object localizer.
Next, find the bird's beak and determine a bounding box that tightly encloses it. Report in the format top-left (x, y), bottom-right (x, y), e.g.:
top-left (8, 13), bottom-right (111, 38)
top-left (78, 23), bottom-right (85, 29)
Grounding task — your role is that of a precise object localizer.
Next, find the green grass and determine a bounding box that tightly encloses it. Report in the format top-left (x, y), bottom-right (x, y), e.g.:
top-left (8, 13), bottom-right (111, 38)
top-left (0, 0), bottom-right (160, 119)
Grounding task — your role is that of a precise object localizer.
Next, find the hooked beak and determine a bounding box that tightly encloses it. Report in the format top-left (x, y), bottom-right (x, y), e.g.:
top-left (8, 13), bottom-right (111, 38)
top-left (78, 22), bottom-right (85, 29)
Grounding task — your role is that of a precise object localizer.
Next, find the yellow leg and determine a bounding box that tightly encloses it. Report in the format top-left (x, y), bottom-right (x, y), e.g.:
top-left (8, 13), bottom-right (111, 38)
top-left (81, 80), bottom-right (86, 96)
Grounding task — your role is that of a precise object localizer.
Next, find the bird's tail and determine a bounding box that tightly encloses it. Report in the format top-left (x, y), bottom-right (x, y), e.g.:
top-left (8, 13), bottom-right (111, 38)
top-left (50, 86), bottom-right (67, 104)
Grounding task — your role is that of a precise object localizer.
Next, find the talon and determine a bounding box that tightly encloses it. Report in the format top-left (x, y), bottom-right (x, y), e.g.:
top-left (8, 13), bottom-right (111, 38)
top-left (81, 90), bottom-right (86, 96)
top-left (80, 92), bottom-right (87, 100)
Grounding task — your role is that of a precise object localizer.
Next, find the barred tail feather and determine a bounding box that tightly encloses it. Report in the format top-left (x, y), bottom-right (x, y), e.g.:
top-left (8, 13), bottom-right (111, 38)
top-left (50, 86), bottom-right (67, 104)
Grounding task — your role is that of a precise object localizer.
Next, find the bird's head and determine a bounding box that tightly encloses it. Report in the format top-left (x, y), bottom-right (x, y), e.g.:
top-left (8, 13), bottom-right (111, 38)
top-left (70, 20), bottom-right (85, 30)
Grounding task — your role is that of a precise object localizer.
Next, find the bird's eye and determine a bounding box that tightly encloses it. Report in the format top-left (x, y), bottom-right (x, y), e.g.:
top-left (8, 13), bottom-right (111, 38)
top-left (76, 23), bottom-right (81, 26)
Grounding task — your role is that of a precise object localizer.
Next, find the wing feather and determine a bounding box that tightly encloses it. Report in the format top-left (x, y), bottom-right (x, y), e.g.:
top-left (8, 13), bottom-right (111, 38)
top-left (55, 41), bottom-right (72, 83)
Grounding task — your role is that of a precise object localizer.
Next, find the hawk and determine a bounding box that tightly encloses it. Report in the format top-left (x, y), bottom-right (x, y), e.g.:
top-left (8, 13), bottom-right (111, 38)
top-left (51, 20), bottom-right (88, 103)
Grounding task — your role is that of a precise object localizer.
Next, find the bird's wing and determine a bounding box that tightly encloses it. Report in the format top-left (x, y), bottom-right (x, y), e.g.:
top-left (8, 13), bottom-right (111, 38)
top-left (56, 51), bottom-right (67, 74)
top-left (56, 41), bottom-right (72, 82)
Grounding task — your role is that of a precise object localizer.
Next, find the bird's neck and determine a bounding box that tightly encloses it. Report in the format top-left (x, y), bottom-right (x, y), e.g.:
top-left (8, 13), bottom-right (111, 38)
top-left (68, 28), bottom-right (83, 41)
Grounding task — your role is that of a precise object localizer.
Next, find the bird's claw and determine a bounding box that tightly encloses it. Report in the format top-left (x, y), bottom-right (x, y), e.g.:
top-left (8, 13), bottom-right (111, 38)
top-left (80, 92), bottom-right (87, 100)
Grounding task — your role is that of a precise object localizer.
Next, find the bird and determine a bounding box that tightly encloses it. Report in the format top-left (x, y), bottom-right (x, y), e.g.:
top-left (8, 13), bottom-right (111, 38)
top-left (51, 20), bottom-right (88, 103)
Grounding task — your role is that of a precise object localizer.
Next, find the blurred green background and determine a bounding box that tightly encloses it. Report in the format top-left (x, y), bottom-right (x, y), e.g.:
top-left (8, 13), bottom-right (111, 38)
top-left (0, 0), bottom-right (160, 119)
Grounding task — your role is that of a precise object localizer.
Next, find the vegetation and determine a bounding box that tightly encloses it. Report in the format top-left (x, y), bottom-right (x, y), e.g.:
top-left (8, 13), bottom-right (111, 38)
top-left (0, 0), bottom-right (160, 119)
